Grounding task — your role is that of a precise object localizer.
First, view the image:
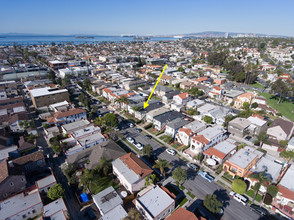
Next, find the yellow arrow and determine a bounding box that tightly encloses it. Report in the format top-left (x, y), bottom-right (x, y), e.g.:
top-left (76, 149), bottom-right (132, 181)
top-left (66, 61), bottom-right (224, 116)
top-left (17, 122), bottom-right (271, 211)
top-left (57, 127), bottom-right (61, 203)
top-left (144, 64), bottom-right (167, 109)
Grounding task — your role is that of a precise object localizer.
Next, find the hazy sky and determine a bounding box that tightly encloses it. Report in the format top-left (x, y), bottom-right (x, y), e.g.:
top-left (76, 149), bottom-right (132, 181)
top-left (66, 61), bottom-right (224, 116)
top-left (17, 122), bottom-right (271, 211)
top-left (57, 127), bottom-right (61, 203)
top-left (1, 0), bottom-right (294, 36)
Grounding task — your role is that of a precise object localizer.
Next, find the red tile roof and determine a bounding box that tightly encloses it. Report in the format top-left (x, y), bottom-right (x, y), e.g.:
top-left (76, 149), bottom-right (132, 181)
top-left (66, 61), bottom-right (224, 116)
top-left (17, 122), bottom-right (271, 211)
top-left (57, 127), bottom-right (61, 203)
top-left (166, 207), bottom-right (198, 220)
top-left (203, 147), bottom-right (226, 160)
top-left (177, 92), bottom-right (188, 100)
top-left (120, 152), bottom-right (153, 178)
top-left (192, 135), bottom-right (210, 145)
top-left (277, 184), bottom-right (294, 200)
top-left (179, 128), bottom-right (193, 136)
top-left (54, 108), bottom-right (86, 119)
top-left (213, 86), bottom-right (222, 91)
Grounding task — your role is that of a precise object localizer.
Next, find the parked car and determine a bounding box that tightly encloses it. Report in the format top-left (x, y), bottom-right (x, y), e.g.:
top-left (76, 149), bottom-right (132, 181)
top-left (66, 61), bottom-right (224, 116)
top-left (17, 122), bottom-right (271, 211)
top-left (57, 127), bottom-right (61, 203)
top-left (245, 136), bottom-right (252, 141)
top-left (135, 128), bottom-right (142, 132)
top-left (135, 142), bottom-right (144, 151)
top-left (199, 171), bottom-right (214, 183)
top-left (230, 191), bottom-right (248, 206)
top-left (128, 123), bottom-right (134, 128)
top-left (249, 204), bottom-right (268, 216)
top-left (126, 137), bottom-right (135, 144)
top-left (187, 163), bottom-right (199, 171)
top-left (146, 135), bottom-right (152, 139)
top-left (84, 208), bottom-right (96, 220)
top-left (166, 149), bottom-right (176, 156)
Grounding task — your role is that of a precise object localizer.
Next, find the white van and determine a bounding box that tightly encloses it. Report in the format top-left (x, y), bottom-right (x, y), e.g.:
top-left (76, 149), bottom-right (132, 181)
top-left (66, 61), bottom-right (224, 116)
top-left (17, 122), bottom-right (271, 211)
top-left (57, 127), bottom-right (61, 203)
top-left (230, 192), bottom-right (248, 206)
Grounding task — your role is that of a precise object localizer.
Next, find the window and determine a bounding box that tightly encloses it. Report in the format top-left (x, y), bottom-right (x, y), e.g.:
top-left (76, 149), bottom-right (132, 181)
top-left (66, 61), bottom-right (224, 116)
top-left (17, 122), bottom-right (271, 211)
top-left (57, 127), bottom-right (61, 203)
top-left (23, 215), bottom-right (26, 219)
top-left (32, 210), bottom-right (36, 214)
top-left (10, 182), bottom-right (14, 186)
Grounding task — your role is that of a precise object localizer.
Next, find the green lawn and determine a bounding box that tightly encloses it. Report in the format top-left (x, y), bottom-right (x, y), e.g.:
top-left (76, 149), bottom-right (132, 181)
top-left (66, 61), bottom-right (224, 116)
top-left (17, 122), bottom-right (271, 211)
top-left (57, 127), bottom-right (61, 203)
top-left (245, 189), bottom-right (263, 202)
top-left (89, 176), bottom-right (119, 194)
top-left (249, 82), bottom-right (265, 89)
top-left (172, 143), bottom-right (181, 149)
top-left (258, 92), bottom-right (294, 122)
top-left (187, 191), bottom-right (195, 199)
top-left (179, 197), bottom-right (188, 207)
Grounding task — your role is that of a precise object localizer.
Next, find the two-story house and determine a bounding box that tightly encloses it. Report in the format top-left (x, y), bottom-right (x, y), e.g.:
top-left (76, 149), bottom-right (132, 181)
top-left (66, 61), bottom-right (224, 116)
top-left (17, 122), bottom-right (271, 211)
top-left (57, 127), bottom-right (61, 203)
top-left (112, 152), bottom-right (153, 193)
top-left (47, 108), bottom-right (87, 127)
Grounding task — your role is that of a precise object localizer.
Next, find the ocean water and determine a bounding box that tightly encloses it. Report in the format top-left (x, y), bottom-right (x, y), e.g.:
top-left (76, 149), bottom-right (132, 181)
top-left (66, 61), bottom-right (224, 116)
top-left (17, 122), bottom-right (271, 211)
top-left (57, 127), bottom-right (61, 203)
top-left (0, 35), bottom-right (176, 46)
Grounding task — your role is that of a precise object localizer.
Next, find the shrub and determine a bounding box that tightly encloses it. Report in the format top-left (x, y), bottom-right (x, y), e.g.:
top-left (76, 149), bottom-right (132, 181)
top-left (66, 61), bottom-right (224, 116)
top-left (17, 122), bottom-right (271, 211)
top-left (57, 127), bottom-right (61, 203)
top-left (232, 179), bottom-right (247, 194)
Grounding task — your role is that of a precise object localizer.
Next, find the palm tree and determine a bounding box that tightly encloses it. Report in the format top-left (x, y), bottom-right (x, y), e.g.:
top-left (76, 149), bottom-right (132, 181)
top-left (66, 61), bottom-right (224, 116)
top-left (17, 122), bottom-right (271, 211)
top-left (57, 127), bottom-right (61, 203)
top-left (153, 158), bottom-right (171, 177)
top-left (248, 171), bottom-right (271, 204)
top-left (79, 169), bottom-right (94, 193)
top-left (96, 157), bottom-right (112, 176)
top-left (94, 117), bottom-right (105, 127)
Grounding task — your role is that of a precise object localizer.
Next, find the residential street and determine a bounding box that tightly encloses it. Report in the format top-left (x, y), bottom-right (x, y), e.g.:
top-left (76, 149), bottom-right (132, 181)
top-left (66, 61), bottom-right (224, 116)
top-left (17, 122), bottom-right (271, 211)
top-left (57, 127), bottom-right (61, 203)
top-left (117, 115), bottom-right (261, 220)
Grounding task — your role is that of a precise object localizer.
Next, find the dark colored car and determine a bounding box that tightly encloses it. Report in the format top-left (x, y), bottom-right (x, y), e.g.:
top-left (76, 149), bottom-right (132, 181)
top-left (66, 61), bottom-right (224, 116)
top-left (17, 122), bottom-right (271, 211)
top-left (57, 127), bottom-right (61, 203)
top-left (84, 209), bottom-right (96, 220)
top-left (135, 128), bottom-right (142, 133)
top-left (146, 135), bottom-right (152, 139)
top-left (250, 204), bottom-right (268, 216)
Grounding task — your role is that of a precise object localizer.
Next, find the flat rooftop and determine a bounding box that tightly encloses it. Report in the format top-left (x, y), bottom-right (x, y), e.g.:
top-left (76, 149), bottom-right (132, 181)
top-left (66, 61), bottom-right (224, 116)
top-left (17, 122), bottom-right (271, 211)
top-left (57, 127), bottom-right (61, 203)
top-left (250, 155), bottom-right (283, 181)
top-left (0, 191), bottom-right (42, 219)
top-left (93, 186), bottom-right (122, 215)
top-left (228, 146), bottom-right (264, 169)
top-left (213, 139), bottom-right (237, 155)
top-left (78, 132), bottom-right (105, 146)
top-left (198, 125), bottom-right (225, 140)
top-left (137, 185), bottom-right (174, 219)
top-left (30, 87), bottom-right (68, 98)
top-left (36, 175), bottom-right (56, 189)
top-left (279, 166), bottom-right (294, 191)
top-left (61, 119), bottom-right (90, 133)
top-left (43, 198), bottom-right (67, 217)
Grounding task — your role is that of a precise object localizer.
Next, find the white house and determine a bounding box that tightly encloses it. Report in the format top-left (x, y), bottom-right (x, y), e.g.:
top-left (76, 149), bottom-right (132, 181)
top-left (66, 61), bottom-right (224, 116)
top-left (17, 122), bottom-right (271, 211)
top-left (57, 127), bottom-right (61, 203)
top-left (135, 185), bottom-right (175, 220)
top-left (190, 125), bottom-right (227, 154)
top-left (112, 153), bottom-right (153, 193)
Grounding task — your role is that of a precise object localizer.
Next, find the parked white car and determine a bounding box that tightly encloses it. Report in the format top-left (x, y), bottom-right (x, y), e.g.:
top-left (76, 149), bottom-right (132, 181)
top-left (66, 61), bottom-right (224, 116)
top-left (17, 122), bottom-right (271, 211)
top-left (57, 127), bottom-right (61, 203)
top-left (166, 149), bottom-right (176, 156)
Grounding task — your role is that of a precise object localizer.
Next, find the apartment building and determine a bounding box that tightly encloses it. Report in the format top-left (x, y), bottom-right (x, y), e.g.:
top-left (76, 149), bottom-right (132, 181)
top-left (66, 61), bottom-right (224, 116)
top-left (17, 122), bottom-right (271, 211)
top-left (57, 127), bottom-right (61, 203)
top-left (29, 87), bottom-right (70, 109)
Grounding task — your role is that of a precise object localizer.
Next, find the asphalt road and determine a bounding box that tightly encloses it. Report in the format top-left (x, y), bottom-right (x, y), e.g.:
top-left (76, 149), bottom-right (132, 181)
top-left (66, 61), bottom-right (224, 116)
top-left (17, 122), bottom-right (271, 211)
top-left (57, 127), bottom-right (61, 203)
top-left (120, 126), bottom-right (260, 220)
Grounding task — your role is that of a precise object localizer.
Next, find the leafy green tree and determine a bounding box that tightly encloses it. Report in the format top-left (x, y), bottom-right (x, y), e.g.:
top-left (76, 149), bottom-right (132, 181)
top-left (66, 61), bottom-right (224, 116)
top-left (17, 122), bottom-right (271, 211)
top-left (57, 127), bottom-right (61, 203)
top-left (270, 78), bottom-right (290, 104)
top-left (203, 115), bottom-right (213, 124)
top-left (124, 208), bottom-right (141, 220)
top-left (251, 102), bottom-right (258, 109)
top-left (153, 158), bottom-right (171, 176)
top-left (267, 185), bottom-right (279, 198)
top-left (47, 184), bottom-right (65, 200)
top-left (207, 51), bottom-right (227, 66)
top-left (203, 194), bottom-right (223, 214)
top-left (242, 102), bottom-right (250, 110)
top-left (248, 171), bottom-right (271, 204)
top-left (26, 134), bottom-right (37, 143)
top-left (43, 123), bottom-right (50, 129)
top-left (83, 78), bottom-right (92, 91)
top-left (104, 113), bottom-right (118, 128)
top-left (279, 140), bottom-right (288, 148)
top-left (96, 157), bottom-right (112, 177)
top-left (197, 90), bottom-right (204, 96)
top-left (143, 144), bottom-right (153, 157)
top-left (187, 108), bottom-right (198, 116)
top-left (255, 132), bottom-right (269, 148)
top-left (188, 87), bottom-right (199, 96)
top-left (232, 179), bottom-right (247, 194)
top-left (51, 145), bottom-right (62, 153)
top-left (172, 167), bottom-right (187, 185)
top-left (94, 117), bottom-right (105, 127)
top-left (177, 66), bottom-right (185, 72)
top-left (145, 174), bottom-right (158, 186)
top-left (280, 150), bottom-right (294, 162)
